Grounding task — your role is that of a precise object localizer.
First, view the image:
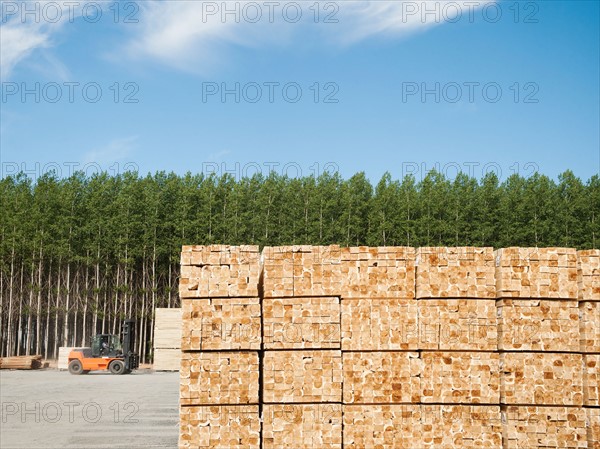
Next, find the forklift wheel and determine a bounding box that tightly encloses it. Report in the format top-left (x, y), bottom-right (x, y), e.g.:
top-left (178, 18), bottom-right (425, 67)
top-left (109, 360), bottom-right (125, 375)
top-left (68, 360), bottom-right (83, 375)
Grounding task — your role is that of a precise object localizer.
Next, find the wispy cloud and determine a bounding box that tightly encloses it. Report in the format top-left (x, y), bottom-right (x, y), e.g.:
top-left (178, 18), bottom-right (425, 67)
top-left (83, 136), bottom-right (138, 165)
top-left (1, 1), bottom-right (495, 78)
top-left (120, 0), bottom-right (495, 72)
top-left (0, 20), bottom-right (51, 79)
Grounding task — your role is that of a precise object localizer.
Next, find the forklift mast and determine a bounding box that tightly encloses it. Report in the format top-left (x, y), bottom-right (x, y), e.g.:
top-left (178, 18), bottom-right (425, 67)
top-left (121, 319), bottom-right (139, 371)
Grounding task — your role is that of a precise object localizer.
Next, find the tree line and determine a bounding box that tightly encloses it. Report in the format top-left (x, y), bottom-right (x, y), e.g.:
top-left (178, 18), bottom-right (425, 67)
top-left (0, 169), bottom-right (598, 361)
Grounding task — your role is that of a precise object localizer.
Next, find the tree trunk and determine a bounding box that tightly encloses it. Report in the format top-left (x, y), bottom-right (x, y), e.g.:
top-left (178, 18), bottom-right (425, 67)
top-left (6, 234), bottom-right (15, 356)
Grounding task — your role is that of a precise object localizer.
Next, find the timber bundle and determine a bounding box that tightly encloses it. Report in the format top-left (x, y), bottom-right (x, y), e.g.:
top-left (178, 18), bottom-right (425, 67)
top-left (0, 355), bottom-right (43, 370)
top-left (179, 245), bottom-right (600, 449)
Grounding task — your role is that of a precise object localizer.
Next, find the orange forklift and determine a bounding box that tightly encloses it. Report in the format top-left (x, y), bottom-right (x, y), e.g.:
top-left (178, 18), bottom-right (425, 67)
top-left (68, 319), bottom-right (139, 375)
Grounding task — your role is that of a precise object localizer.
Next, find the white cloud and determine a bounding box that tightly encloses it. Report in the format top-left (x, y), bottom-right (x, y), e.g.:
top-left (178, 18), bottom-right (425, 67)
top-left (119, 0), bottom-right (495, 72)
top-left (1, 1), bottom-right (496, 77)
top-left (0, 21), bottom-right (51, 79)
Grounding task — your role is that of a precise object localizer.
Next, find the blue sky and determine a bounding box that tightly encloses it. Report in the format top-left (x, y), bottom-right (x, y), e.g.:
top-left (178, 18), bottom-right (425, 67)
top-left (1, 0), bottom-right (599, 183)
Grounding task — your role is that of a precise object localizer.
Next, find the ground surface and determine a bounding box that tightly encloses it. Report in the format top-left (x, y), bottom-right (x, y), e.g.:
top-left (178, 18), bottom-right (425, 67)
top-left (0, 369), bottom-right (179, 449)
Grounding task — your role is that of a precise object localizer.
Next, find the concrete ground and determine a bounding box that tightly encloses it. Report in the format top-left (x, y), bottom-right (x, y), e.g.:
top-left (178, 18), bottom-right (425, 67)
top-left (0, 369), bottom-right (179, 449)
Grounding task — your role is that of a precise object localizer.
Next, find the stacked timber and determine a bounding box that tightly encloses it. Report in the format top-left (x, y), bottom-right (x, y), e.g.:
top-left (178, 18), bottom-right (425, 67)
top-left (263, 404), bottom-right (342, 449)
top-left (578, 250), bottom-right (600, 449)
top-left (263, 297), bottom-right (340, 349)
top-left (503, 406), bottom-right (588, 449)
top-left (578, 250), bottom-right (600, 300)
top-left (497, 299), bottom-right (579, 351)
top-left (580, 301), bottom-right (600, 353)
top-left (421, 352), bottom-right (500, 404)
top-left (342, 352), bottom-right (421, 404)
top-left (343, 405), bottom-right (422, 449)
top-left (181, 298), bottom-right (261, 350)
top-left (583, 354), bottom-right (600, 406)
top-left (588, 407), bottom-right (600, 449)
top-left (179, 245), bottom-right (260, 298)
top-left (57, 347), bottom-right (75, 370)
top-left (495, 247), bottom-right (578, 299)
top-left (416, 247), bottom-right (496, 299)
top-left (179, 246), bottom-right (261, 449)
top-left (420, 405), bottom-right (502, 449)
top-left (180, 352), bottom-right (259, 406)
top-left (341, 298), bottom-right (418, 350)
top-left (153, 308), bottom-right (182, 371)
top-left (0, 355), bottom-right (43, 370)
top-left (178, 245), bottom-right (600, 449)
top-left (262, 350), bottom-right (342, 403)
top-left (500, 353), bottom-right (583, 406)
top-left (262, 246), bottom-right (342, 297)
top-left (180, 406), bottom-right (260, 449)
top-left (340, 246), bottom-right (415, 298)
top-left (418, 299), bottom-right (497, 350)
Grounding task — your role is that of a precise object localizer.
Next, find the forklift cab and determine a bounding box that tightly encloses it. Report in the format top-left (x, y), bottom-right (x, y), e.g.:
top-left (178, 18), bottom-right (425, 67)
top-left (91, 334), bottom-right (123, 358)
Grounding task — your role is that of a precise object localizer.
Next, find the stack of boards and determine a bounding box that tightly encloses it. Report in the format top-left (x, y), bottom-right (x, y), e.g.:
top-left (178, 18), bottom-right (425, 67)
top-left (179, 245), bottom-right (600, 449)
top-left (154, 308), bottom-right (183, 371)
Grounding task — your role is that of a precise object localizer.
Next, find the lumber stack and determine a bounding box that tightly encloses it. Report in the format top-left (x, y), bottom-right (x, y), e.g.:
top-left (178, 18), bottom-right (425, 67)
top-left (263, 246), bottom-right (343, 297)
top-left (153, 307), bottom-right (182, 371)
top-left (341, 298), bottom-right (418, 350)
top-left (57, 347), bottom-right (75, 370)
top-left (263, 404), bottom-right (342, 449)
top-left (180, 406), bottom-right (260, 449)
top-left (0, 355), bottom-right (43, 370)
top-left (181, 298), bottom-right (261, 350)
top-left (263, 297), bottom-right (340, 349)
top-left (180, 245), bottom-right (260, 298)
top-left (497, 299), bottom-right (579, 351)
top-left (503, 406), bottom-right (588, 449)
top-left (179, 245), bottom-right (600, 449)
top-left (495, 247), bottom-right (578, 299)
top-left (500, 352), bottom-right (583, 406)
top-left (416, 247), bottom-right (496, 298)
top-left (588, 408), bottom-right (600, 449)
top-left (579, 250), bottom-right (600, 300)
top-left (341, 246), bottom-right (415, 298)
top-left (418, 299), bottom-right (497, 350)
top-left (578, 249), bottom-right (600, 449)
